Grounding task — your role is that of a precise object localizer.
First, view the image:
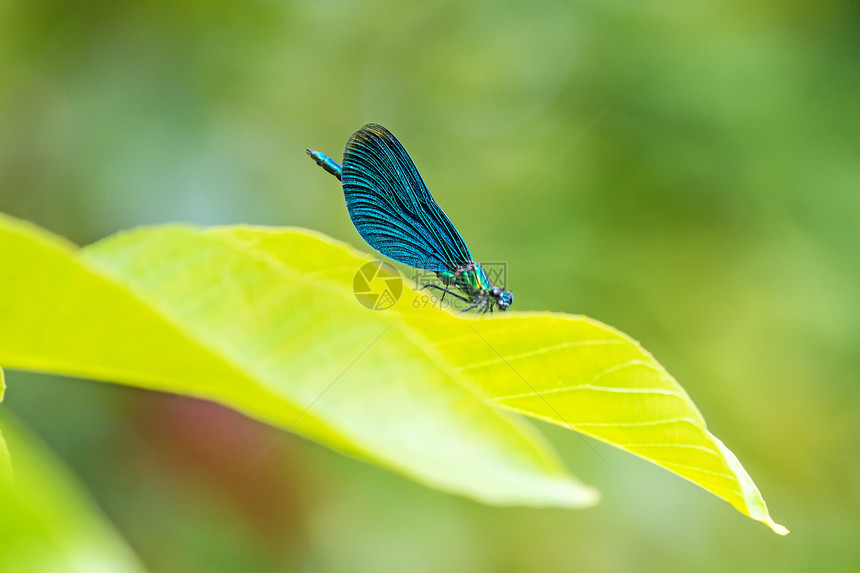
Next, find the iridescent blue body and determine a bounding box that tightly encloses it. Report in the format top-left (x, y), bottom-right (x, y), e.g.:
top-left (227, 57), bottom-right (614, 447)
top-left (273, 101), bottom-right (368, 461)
top-left (307, 124), bottom-right (513, 313)
top-left (307, 149), bottom-right (342, 181)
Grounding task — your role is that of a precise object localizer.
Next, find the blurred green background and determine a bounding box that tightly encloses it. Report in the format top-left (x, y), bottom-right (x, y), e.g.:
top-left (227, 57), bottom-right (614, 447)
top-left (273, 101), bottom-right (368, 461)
top-left (2, 0), bottom-right (858, 571)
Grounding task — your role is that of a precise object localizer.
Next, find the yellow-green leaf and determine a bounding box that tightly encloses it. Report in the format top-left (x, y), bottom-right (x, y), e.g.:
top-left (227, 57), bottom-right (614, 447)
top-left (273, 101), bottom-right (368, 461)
top-left (0, 213), bottom-right (595, 508)
top-left (0, 425), bottom-right (8, 485)
top-left (0, 368), bottom-right (10, 483)
top-left (218, 226), bottom-right (787, 535)
top-left (418, 314), bottom-right (788, 535)
top-left (0, 214), bottom-right (786, 533)
top-left (0, 413), bottom-right (145, 572)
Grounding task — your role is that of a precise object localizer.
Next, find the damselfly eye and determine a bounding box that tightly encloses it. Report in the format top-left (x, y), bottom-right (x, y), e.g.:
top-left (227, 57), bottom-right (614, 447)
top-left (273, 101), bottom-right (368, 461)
top-left (491, 286), bottom-right (501, 297)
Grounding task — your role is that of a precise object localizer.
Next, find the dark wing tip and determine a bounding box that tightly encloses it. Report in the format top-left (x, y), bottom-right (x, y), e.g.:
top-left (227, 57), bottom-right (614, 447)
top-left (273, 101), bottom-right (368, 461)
top-left (360, 123), bottom-right (391, 135)
top-left (349, 123), bottom-right (397, 146)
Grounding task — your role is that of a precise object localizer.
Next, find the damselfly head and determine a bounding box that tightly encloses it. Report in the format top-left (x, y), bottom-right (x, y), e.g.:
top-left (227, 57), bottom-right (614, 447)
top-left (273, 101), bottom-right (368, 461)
top-left (490, 286), bottom-right (513, 311)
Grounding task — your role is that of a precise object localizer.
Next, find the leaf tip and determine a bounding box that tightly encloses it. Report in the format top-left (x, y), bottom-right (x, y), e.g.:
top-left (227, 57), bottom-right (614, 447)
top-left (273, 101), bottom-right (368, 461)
top-left (495, 475), bottom-right (600, 509)
top-left (549, 479), bottom-right (601, 508)
top-left (769, 521), bottom-right (790, 536)
top-left (564, 484), bottom-right (601, 508)
top-left (709, 432), bottom-right (788, 535)
top-left (745, 490), bottom-right (788, 535)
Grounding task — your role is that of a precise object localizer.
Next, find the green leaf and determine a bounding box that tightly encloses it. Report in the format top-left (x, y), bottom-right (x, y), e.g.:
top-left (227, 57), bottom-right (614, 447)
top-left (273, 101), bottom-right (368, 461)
top-left (0, 425), bottom-right (9, 484)
top-left (0, 213), bottom-right (595, 508)
top-left (414, 314), bottom-right (789, 535)
top-left (0, 213), bottom-right (787, 533)
top-left (211, 226), bottom-right (788, 535)
top-left (0, 368), bottom-right (10, 483)
top-left (0, 413), bottom-right (145, 572)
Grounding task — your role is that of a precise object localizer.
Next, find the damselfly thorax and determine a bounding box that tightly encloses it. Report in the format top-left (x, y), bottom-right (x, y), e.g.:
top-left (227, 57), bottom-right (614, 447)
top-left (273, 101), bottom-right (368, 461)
top-left (433, 263), bottom-right (513, 313)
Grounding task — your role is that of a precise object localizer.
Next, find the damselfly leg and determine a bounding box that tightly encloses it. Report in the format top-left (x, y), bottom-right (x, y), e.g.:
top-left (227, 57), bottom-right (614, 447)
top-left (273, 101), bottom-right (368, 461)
top-left (461, 294), bottom-right (488, 313)
top-left (421, 283), bottom-right (468, 303)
